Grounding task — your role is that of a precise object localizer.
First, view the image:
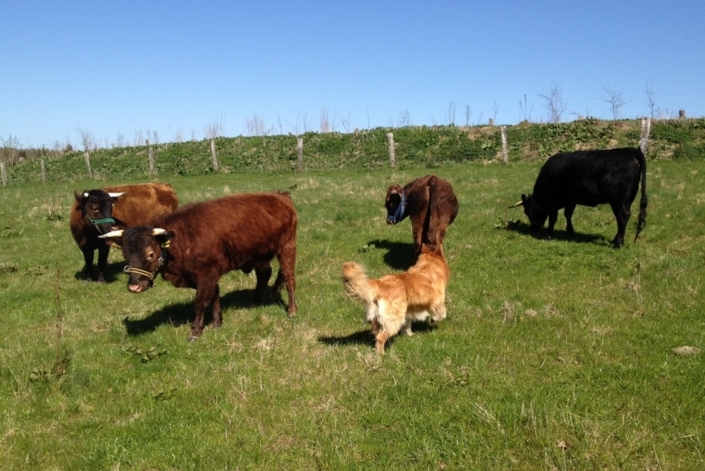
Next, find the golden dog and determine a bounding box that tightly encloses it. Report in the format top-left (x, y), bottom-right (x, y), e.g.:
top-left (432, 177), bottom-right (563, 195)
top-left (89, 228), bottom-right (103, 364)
top-left (342, 244), bottom-right (450, 354)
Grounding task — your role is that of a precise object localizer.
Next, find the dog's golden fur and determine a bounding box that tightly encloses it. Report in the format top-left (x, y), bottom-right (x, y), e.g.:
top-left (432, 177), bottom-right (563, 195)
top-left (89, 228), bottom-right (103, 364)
top-left (341, 245), bottom-right (450, 354)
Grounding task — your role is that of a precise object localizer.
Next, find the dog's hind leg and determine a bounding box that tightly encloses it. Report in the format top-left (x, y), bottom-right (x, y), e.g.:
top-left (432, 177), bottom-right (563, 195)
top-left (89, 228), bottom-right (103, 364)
top-left (375, 331), bottom-right (390, 354)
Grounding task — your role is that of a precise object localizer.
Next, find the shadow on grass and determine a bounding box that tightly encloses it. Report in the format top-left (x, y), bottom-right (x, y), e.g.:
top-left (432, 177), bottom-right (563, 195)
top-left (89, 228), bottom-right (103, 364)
top-left (123, 286), bottom-right (285, 336)
top-left (73, 261), bottom-right (128, 283)
top-left (318, 321), bottom-right (438, 351)
top-left (364, 239), bottom-right (416, 270)
top-left (503, 220), bottom-right (608, 245)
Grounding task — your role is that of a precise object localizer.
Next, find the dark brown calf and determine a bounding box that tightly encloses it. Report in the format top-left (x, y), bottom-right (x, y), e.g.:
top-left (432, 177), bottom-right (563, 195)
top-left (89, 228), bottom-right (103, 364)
top-left (100, 192), bottom-right (297, 340)
top-left (70, 183), bottom-right (178, 282)
top-left (385, 175), bottom-right (459, 257)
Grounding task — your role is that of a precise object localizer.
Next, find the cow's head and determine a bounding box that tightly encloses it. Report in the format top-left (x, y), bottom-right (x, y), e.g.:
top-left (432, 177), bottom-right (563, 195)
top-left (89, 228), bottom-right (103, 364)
top-left (75, 189), bottom-right (125, 235)
top-left (385, 184), bottom-right (407, 224)
top-left (99, 227), bottom-right (173, 293)
top-left (510, 194), bottom-right (548, 231)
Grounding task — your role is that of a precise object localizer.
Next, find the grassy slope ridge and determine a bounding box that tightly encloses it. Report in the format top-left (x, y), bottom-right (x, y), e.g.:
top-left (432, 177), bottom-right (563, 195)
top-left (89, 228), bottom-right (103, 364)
top-left (0, 154), bottom-right (704, 467)
top-left (4, 117), bottom-right (705, 183)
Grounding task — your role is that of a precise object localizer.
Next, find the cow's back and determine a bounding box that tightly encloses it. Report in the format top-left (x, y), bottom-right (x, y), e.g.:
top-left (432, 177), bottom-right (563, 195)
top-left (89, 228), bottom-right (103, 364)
top-left (156, 192), bottom-right (297, 267)
top-left (70, 183), bottom-right (178, 230)
top-left (110, 183), bottom-right (178, 226)
top-left (534, 148), bottom-right (642, 208)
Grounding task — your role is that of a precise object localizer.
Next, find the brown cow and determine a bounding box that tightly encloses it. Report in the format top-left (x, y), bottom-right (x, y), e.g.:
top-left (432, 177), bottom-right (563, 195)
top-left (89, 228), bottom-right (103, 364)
top-left (385, 175), bottom-right (459, 257)
top-left (70, 183), bottom-right (178, 282)
top-left (99, 192), bottom-right (297, 340)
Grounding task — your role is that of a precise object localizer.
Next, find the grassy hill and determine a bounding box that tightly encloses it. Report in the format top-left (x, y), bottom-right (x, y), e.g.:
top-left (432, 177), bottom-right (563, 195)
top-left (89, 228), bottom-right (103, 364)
top-left (3, 117), bottom-right (705, 184)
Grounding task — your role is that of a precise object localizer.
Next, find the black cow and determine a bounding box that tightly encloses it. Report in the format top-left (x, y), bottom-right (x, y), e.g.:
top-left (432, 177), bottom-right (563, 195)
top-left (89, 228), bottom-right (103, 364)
top-left (512, 147), bottom-right (647, 248)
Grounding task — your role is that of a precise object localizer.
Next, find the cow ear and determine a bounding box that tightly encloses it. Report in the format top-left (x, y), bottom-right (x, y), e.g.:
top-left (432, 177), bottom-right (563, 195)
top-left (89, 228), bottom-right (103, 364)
top-left (75, 190), bottom-right (87, 203)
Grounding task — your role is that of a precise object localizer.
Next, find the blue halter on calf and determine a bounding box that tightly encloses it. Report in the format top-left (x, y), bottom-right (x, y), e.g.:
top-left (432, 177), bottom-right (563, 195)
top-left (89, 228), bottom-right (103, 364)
top-left (386, 192), bottom-right (407, 224)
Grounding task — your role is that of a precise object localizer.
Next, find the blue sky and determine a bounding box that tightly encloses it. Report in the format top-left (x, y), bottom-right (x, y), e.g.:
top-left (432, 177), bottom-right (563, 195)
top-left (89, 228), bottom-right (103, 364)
top-left (2, 0), bottom-right (703, 149)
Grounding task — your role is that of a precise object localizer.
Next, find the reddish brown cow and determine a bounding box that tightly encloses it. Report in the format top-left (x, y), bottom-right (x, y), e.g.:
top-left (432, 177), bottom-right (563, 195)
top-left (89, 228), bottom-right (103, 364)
top-left (100, 192), bottom-right (297, 340)
top-left (70, 183), bottom-right (178, 282)
top-left (385, 175), bottom-right (459, 257)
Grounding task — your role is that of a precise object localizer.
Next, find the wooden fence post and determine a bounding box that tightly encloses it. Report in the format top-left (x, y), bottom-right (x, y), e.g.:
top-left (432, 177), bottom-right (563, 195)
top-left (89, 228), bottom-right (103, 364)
top-left (210, 139), bottom-right (219, 171)
top-left (84, 152), bottom-right (92, 179)
top-left (639, 117), bottom-right (651, 155)
top-left (41, 159), bottom-right (46, 184)
top-left (500, 126), bottom-right (508, 164)
top-left (1, 162), bottom-right (7, 186)
top-left (387, 132), bottom-right (396, 169)
top-left (296, 137), bottom-right (303, 171)
top-left (147, 139), bottom-right (155, 177)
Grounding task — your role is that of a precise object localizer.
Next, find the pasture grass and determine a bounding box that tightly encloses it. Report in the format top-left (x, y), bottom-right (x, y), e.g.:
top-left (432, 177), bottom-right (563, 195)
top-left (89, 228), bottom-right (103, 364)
top-left (0, 161), bottom-right (704, 470)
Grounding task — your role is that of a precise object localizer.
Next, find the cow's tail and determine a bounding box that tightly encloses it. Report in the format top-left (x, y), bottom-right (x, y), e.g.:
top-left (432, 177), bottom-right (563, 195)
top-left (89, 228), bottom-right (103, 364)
top-left (634, 148), bottom-right (648, 244)
top-left (425, 176), bottom-right (441, 250)
top-left (342, 262), bottom-right (374, 304)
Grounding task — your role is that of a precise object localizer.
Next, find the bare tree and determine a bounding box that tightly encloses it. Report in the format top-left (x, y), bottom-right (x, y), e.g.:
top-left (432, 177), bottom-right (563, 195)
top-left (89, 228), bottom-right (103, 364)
top-left (173, 127), bottom-right (184, 143)
top-left (491, 101), bottom-right (499, 123)
top-left (397, 110), bottom-right (411, 127)
top-left (246, 114), bottom-right (267, 136)
top-left (1, 134), bottom-right (21, 163)
top-left (76, 126), bottom-right (95, 151)
top-left (115, 129), bottom-right (125, 148)
top-left (447, 101), bottom-right (457, 125)
top-left (277, 113), bottom-right (284, 135)
top-left (645, 81), bottom-right (658, 119)
top-left (464, 105), bottom-right (472, 127)
top-left (320, 107), bottom-right (330, 133)
top-left (601, 84), bottom-right (627, 120)
top-left (539, 82), bottom-right (567, 123)
top-left (294, 111), bottom-right (311, 135)
top-left (204, 115), bottom-right (225, 139)
top-left (340, 113), bottom-right (352, 133)
top-left (519, 94), bottom-right (533, 122)
top-left (133, 129), bottom-right (145, 147)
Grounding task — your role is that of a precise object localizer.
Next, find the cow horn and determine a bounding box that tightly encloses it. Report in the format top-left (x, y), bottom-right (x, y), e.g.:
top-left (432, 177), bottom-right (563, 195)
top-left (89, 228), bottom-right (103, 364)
top-left (509, 200), bottom-right (524, 208)
top-left (83, 192), bottom-right (89, 197)
top-left (99, 229), bottom-right (124, 239)
top-left (151, 228), bottom-right (168, 236)
top-left (108, 192), bottom-right (125, 198)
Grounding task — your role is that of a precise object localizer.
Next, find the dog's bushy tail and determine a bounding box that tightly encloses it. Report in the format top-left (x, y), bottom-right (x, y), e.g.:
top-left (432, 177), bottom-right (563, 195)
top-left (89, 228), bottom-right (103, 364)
top-left (342, 262), bottom-right (374, 304)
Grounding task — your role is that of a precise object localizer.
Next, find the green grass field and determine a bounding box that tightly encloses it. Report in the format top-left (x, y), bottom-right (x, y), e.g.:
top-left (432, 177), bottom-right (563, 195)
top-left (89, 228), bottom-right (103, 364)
top-left (1, 160), bottom-right (703, 470)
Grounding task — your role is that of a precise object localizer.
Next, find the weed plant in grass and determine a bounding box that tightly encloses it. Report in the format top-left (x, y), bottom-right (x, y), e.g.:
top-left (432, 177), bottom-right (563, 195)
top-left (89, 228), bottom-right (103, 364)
top-left (0, 161), bottom-right (704, 469)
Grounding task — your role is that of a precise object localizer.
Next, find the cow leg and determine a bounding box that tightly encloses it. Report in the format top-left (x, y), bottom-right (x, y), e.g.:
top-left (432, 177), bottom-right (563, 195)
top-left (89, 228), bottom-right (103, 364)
top-left (253, 262), bottom-right (272, 305)
top-left (80, 247), bottom-right (95, 281)
top-left (96, 243), bottom-right (110, 283)
top-left (546, 211), bottom-right (559, 239)
top-left (411, 216), bottom-right (425, 257)
top-left (277, 246), bottom-right (298, 316)
top-left (211, 284), bottom-right (222, 329)
top-left (427, 217), bottom-right (449, 253)
top-left (610, 202), bottom-right (630, 248)
top-left (190, 278), bottom-right (218, 340)
top-left (564, 205), bottom-right (576, 235)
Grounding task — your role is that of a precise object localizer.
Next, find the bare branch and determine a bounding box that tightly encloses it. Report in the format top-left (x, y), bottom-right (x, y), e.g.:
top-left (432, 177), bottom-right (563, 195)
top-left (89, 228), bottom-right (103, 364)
top-left (601, 84), bottom-right (627, 120)
top-left (539, 83), bottom-right (566, 123)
